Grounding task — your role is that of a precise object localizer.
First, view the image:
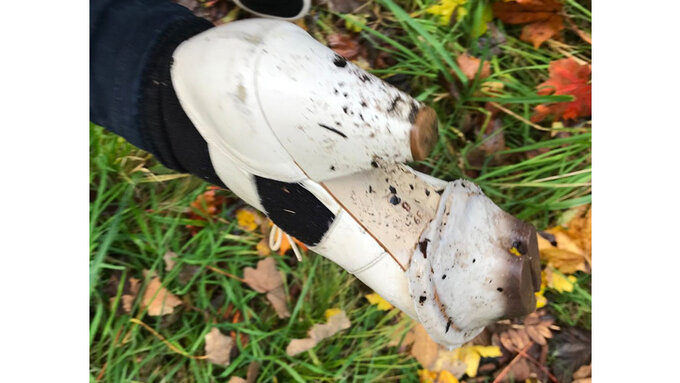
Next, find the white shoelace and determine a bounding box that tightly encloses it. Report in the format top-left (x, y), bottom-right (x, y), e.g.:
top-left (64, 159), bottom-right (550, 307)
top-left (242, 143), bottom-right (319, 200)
top-left (268, 224), bottom-right (302, 262)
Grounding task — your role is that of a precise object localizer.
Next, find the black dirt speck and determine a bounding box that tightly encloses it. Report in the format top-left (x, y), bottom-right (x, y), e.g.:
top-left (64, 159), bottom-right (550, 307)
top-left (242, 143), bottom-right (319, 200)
top-left (333, 55), bottom-right (347, 67)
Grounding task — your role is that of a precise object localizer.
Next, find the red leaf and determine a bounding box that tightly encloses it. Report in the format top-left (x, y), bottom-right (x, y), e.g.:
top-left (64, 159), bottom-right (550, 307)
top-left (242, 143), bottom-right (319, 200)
top-left (531, 58), bottom-right (591, 122)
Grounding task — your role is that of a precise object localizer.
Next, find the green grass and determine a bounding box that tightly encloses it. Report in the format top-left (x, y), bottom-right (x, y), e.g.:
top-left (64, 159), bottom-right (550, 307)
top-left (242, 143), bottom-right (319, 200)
top-left (90, 0), bottom-right (591, 381)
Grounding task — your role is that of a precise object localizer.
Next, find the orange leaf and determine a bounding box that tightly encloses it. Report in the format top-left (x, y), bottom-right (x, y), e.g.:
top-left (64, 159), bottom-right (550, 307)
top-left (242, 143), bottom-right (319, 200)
top-left (456, 53), bottom-right (491, 81)
top-left (531, 58), bottom-right (591, 122)
top-left (492, 0), bottom-right (563, 48)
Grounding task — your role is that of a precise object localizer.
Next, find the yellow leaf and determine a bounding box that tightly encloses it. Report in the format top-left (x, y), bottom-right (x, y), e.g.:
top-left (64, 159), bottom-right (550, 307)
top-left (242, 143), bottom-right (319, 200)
top-left (426, 0), bottom-right (468, 26)
top-left (535, 286), bottom-right (547, 308)
top-left (450, 345), bottom-right (502, 377)
top-left (472, 345), bottom-right (502, 358)
top-left (365, 292), bottom-right (394, 311)
top-left (437, 370), bottom-right (460, 383)
top-left (546, 267), bottom-right (577, 293)
top-left (324, 308), bottom-right (343, 320)
top-left (236, 208), bottom-right (260, 232)
top-left (418, 369), bottom-right (438, 383)
top-left (460, 348), bottom-right (481, 377)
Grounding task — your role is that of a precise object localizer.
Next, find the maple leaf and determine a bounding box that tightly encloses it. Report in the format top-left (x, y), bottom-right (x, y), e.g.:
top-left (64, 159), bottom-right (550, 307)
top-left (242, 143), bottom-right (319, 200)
top-left (204, 327), bottom-right (234, 366)
top-left (365, 292), bottom-right (394, 311)
top-left (286, 309), bottom-right (351, 356)
top-left (242, 257), bottom-right (290, 318)
top-left (532, 57), bottom-right (591, 122)
top-left (492, 0), bottom-right (564, 48)
top-left (427, 0), bottom-right (468, 26)
top-left (141, 276), bottom-right (183, 316)
top-left (456, 53), bottom-right (491, 81)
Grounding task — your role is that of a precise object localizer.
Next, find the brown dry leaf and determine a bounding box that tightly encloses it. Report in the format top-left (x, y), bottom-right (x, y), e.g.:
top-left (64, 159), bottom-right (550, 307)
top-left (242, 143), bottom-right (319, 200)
top-left (286, 309), bottom-right (351, 356)
top-left (243, 257), bottom-right (290, 318)
top-left (572, 364), bottom-right (591, 379)
top-left (120, 277), bottom-right (141, 313)
top-left (142, 276), bottom-right (182, 316)
top-left (163, 251), bottom-right (177, 272)
top-left (204, 327), bottom-right (234, 366)
top-left (498, 310), bottom-right (557, 352)
top-left (327, 33), bottom-right (361, 60)
top-left (456, 53), bottom-right (491, 81)
top-left (410, 323), bottom-right (440, 368)
top-left (492, 0), bottom-right (564, 48)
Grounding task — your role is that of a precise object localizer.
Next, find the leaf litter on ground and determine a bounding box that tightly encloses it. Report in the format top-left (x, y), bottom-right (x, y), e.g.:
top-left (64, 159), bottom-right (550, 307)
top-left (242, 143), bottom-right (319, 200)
top-left (242, 257), bottom-right (291, 318)
top-left (286, 309), bottom-right (352, 356)
top-left (492, 0), bottom-right (564, 48)
top-left (204, 327), bottom-right (234, 366)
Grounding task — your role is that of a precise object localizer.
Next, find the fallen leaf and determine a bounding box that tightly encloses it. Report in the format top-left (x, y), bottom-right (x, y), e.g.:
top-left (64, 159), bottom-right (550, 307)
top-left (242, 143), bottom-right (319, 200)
top-left (572, 364), bottom-right (591, 380)
top-left (409, 323), bottom-right (440, 368)
top-left (418, 369), bottom-right (460, 383)
top-left (492, 0), bottom-right (564, 48)
top-left (531, 58), bottom-right (591, 122)
top-left (204, 327), bottom-right (234, 366)
top-left (256, 239), bottom-right (271, 256)
top-left (324, 308), bottom-right (344, 320)
top-left (426, 0), bottom-right (468, 26)
top-left (550, 326), bottom-right (591, 382)
top-left (456, 53), bottom-right (491, 81)
top-left (418, 369), bottom-right (438, 383)
top-left (327, 33), bottom-right (361, 60)
top-left (141, 276), bottom-right (182, 316)
top-left (452, 345), bottom-right (502, 377)
top-left (163, 251), bottom-right (177, 272)
top-left (537, 205), bottom-right (591, 274)
top-left (186, 186), bottom-right (227, 235)
top-left (120, 277), bottom-right (141, 313)
top-left (236, 208), bottom-right (263, 232)
top-left (365, 292), bottom-right (394, 311)
top-left (286, 309), bottom-right (351, 356)
top-left (534, 285), bottom-right (547, 309)
top-left (499, 310), bottom-right (557, 352)
top-left (545, 267), bottom-right (577, 293)
top-left (243, 257), bottom-right (290, 318)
